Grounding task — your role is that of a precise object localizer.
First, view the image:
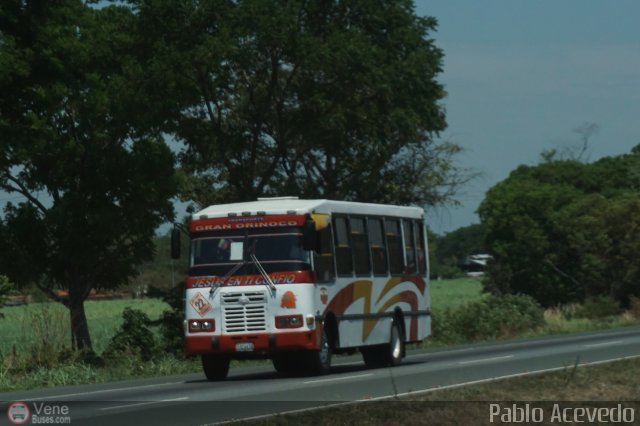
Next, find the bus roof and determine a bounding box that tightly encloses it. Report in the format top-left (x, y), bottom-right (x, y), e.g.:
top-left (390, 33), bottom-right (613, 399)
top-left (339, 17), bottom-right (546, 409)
top-left (193, 198), bottom-right (424, 220)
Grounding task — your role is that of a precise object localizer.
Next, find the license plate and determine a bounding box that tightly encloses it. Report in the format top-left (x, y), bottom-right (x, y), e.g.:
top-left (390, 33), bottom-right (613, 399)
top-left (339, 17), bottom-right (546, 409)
top-left (235, 342), bottom-right (254, 352)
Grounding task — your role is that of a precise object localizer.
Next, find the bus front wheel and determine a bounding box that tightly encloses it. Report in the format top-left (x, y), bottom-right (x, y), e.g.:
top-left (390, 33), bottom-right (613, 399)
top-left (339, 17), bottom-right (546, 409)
top-left (304, 327), bottom-right (332, 375)
top-left (202, 354), bottom-right (230, 381)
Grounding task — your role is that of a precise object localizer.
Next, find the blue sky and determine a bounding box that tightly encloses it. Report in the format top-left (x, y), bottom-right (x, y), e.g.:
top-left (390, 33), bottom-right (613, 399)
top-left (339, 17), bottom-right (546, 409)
top-left (415, 1), bottom-right (640, 233)
top-left (3, 1), bottom-right (639, 235)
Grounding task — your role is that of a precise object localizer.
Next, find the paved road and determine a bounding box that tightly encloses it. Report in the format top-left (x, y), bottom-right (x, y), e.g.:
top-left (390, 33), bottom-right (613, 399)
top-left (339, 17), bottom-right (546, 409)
top-left (2, 327), bottom-right (640, 425)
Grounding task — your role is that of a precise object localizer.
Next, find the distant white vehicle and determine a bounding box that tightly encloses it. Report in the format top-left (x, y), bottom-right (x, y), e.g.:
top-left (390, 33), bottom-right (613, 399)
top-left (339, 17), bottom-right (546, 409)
top-left (460, 254), bottom-right (493, 276)
top-left (173, 197), bottom-right (431, 380)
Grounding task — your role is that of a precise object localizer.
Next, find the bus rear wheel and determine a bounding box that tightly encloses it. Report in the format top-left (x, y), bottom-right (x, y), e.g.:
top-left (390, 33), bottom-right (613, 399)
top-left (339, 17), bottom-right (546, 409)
top-left (361, 320), bottom-right (404, 368)
top-left (202, 354), bottom-right (230, 381)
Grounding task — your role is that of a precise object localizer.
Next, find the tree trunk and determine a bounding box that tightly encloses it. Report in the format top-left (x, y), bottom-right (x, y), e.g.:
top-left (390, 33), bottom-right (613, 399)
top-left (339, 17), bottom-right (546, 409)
top-left (68, 285), bottom-right (93, 352)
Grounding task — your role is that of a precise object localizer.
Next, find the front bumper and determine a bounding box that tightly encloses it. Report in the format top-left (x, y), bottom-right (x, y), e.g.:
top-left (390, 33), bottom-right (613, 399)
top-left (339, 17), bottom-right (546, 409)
top-left (185, 329), bottom-right (320, 356)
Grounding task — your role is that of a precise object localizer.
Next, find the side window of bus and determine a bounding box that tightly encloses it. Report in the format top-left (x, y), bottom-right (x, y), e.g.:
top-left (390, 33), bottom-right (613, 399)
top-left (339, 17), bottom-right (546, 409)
top-left (403, 220), bottom-right (417, 274)
top-left (350, 217), bottom-right (371, 276)
top-left (386, 219), bottom-right (403, 275)
top-left (193, 239), bottom-right (217, 265)
top-left (368, 218), bottom-right (388, 276)
top-left (314, 225), bottom-right (335, 283)
top-left (333, 216), bottom-right (353, 276)
top-left (414, 221), bottom-right (427, 276)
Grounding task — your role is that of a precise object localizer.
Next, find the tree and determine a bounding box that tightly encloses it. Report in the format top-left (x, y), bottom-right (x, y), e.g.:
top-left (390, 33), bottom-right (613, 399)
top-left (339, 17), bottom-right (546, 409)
top-left (128, 0), bottom-right (461, 209)
top-left (0, 275), bottom-right (11, 318)
top-left (540, 122), bottom-right (599, 163)
top-left (479, 175), bottom-right (583, 306)
top-left (551, 193), bottom-right (640, 306)
top-left (478, 147), bottom-right (640, 307)
top-left (0, 1), bottom-right (176, 350)
top-left (437, 223), bottom-right (487, 261)
top-left (135, 231), bottom-right (190, 293)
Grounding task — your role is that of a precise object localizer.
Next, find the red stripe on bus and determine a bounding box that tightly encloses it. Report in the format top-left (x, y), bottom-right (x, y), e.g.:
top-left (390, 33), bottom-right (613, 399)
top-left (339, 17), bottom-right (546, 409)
top-left (186, 271), bottom-right (314, 288)
top-left (190, 214), bottom-right (306, 233)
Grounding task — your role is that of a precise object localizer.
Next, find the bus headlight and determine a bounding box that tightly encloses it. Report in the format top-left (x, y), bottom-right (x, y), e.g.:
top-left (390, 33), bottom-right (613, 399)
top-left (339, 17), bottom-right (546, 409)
top-left (188, 319), bottom-right (215, 333)
top-left (275, 315), bottom-right (304, 329)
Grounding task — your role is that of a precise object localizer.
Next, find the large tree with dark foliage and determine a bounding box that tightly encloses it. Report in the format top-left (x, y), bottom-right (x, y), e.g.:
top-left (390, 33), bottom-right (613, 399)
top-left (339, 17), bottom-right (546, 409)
top-left (0, 1), bottom-right (176, 350)
top-left (478, 146), bottom-right (640, 308)
top-left (126, 0), bottom-right (463, 209)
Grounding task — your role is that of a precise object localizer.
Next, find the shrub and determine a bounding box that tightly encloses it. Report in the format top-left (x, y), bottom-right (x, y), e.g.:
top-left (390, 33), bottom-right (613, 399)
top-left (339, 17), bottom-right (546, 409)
top-left (149, 284), bottom-right (185, 356)
top-left (103, 308), bottom-right (157, 361)
top-left (27, 304), bottom-right (70, 368)
top-left (569, 296), bottom-right (622, 320)
top-left (629, 297), bottom-right (640, 320)
top-left (432, 294), bottom-right (544, 344)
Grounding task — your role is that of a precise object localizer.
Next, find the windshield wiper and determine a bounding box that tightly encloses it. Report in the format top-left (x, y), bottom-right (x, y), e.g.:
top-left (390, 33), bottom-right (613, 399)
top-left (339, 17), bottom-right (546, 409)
top-left (249, 253), bottom-right (277, 294)
top-left (209, 261), bottom-right (245, 297)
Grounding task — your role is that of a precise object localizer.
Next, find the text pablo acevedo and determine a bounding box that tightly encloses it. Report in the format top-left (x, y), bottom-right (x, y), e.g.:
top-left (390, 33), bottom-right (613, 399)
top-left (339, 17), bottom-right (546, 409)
top-left (489, 403), bottom-right (636, 424)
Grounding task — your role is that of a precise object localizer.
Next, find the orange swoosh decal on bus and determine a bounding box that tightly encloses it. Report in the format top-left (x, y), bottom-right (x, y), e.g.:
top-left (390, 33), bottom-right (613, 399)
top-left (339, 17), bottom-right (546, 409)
top-left (324, 280), bottom-right (372, 319)
top-left (324, 278), bottom-right (425, 342)
top-left (376, 276), bottom-right (426, 305)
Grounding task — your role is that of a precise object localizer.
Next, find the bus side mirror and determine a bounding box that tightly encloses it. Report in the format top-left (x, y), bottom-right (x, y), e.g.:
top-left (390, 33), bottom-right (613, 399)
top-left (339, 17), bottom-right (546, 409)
top-left (171, 227), bottom-right (181, 259)
top-left (302, 219), bottom-right (316, 251)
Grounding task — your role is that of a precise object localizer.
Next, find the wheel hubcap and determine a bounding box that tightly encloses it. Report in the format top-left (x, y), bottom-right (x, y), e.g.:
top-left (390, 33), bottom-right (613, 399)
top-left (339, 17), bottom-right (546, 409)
top-left (391, 326), bottom-right (401, 359)
top-left (319, 331), bottom-right (329, 364)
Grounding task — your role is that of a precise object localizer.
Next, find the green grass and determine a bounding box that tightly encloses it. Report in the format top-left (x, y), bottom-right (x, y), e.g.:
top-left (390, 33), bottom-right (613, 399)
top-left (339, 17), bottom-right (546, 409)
top-left (534, 309), bottom-right (640, 337)
top-left (429, 277), bottom-right (485, 309)
top-left (0, 298), bottom-right (169, 356)
top-left (0, 355), bottom-right (202, 392)
top-left (423, 278), bottom-right (640, 348)
top-left (0, 298), bottom-right (196, 392)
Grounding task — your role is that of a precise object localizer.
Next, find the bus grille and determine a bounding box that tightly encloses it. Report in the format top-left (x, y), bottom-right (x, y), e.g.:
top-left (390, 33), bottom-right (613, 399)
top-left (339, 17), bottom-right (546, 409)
top-left (222, 291), bottom-right (267, 333)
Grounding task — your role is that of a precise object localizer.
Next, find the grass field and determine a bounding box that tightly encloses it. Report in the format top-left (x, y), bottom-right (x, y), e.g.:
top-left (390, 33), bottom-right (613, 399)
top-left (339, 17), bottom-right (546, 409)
top-left (429, 277), bottom-right (484, 309)
top-left (429, 277), bottom-right (640, 341)
top-left (0, 298), bottom-right (193, 391)
top-left (0, 298), bottom-right (170, 356)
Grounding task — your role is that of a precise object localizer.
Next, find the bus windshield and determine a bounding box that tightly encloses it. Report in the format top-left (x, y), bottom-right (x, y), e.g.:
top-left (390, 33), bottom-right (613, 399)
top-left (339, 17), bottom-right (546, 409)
top-left (190, 230), bottom-right (310, 275)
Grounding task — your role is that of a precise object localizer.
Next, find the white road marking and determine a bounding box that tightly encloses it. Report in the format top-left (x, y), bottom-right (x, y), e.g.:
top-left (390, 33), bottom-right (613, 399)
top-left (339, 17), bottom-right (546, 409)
top-left (458, 355), bottom-right (513, 365)
top-left (303, 373), bottom-right (373, 384)
top-left (213, 354), bottom-right (640, 425)
top-left (365, 354), bottom-right (640, 402)
top-left (408, 347), bottom-right (475, 359)
top-left (27, 381), bottom-right (185, 401)
top-left (100, 397), bottom-right (189, 411)
top-left (583, 340), bottom-right (623, 348)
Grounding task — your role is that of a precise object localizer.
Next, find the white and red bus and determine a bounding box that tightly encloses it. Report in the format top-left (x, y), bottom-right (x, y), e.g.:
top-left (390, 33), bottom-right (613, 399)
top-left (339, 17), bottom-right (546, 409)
top-left (172, 197), bottom-right (431, 380)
